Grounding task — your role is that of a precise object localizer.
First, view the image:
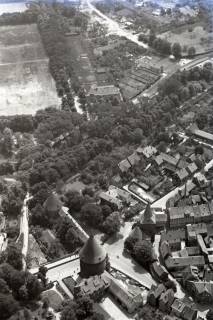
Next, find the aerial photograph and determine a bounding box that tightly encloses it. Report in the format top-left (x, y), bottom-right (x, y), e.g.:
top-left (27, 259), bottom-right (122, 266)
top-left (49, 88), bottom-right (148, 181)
top-left (1, 0), bottom-right (213, 319)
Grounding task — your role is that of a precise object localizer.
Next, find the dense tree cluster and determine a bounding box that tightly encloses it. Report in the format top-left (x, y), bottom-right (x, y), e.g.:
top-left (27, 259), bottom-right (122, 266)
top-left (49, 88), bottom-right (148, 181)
top-left (0, 8), bottom-right (38, 26)
top-left (37, 5), bottom-right (88, 111)
top-left (0, 261), bottom-right (44, 320)
top-left (125, 232), bottom-right (156, 269)
top-left (0, 115), bottom-right (34, 134)
top-left (56, 217), bottom-right (84, 253)
top-left (138, 31), bottom-right (174, 56)
top-left (61, 296), bottom-right (104, 320)
top-left (2, 184), bottom-right (26, 218)
top-left (37, 10), bottom-right (75, 110)
top-left (158, 62), bottom-right (212, 102)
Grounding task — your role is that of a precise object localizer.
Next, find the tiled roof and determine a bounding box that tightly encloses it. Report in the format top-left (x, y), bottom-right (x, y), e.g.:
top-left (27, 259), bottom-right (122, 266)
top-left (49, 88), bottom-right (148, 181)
top-left (141, 203), bottom-right (156, 224)
top-left (79, 235), bottom-right (106, 265)
top-left (165, 256), bottom-right (205, 269)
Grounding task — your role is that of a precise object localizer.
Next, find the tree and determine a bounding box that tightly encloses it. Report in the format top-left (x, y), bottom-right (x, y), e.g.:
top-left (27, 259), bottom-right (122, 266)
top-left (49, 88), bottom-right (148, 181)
top-left (65, 191), bottom-right (85, 212)
top-left (165, 279), bottom-right (177, 292)
top-left (207, 309), bottom-right (213, 320)
top-left (10, 270), bottom-right (25, 292)
top-left (103, 212), bottom-right (121, 235)
top-left (0, 293), bottom-right (19, 320)
top-left (88, 313), bottom-right (105, 320)
top-left (81, 203), bottom-right (103, 227)
top-left (124, 227), bottom-right (142, 252)
top-left (133, 240), bottom-right (155, 267)
top-left (26, 273), bottom-right (44, 300)
top-left (18, 285), bottom-right (29, 301)
top-left (195, 145), bottom-right (204, 155)
top-left (37, 266), bottom-right (48, 287)
top-left (5, 243), bottom-right (23, 270)
top-left (75, 297), bottom-right (94, 319)
top-left (61, 304), bottom-right (77, 320)
top-left (101, 205), bottom-right (112, 218)
top-left (172, 42), bottom-right (182, 59)
top-left (0, 279), bottom-right (10, 294)
top-left (188, 46), bottom-right (196, 57)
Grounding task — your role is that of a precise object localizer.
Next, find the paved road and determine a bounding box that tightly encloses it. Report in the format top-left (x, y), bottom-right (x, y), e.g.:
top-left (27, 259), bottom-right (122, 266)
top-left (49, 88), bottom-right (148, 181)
top-left (103, 221), bottom-right (156, 289)
top-left (136, 55), bottom-right (213, 99)
top-left (83, 0), bottom-right (148, 49)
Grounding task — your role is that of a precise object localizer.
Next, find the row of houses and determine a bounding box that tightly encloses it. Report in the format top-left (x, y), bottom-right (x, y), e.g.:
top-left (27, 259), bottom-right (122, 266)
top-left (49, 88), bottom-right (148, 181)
top-left (154, 151), bottom-right (199, 185)
top-left (118, 145), bottom-right (157, 173)
top-left (148, 284), bottom-right (197, 320)
top-left (167, 201), bottom-right (213, 229)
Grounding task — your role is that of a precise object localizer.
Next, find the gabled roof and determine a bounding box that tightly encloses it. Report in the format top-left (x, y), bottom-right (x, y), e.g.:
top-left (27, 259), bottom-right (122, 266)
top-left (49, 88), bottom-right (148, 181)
top-left (79, 235), bottom-right (106, 265)
top-left (141, 203), bottom-right (156, 224)
top-left (186, 162), bottom-right (198, 174)
top-left (118, 159), bottom-right (131, 172)
top-left (149, 284), bottom-right (166, 299)
top-left (159, 289), bottom-right (175, 305)
top-left (127, 152), bottom-right (140, 166)
top-left (129, 226), bottom-right (143, 242)
top-left (43, 192), bottom-right (62, 213)
top-left (176, 168), bottom-right (188, 181)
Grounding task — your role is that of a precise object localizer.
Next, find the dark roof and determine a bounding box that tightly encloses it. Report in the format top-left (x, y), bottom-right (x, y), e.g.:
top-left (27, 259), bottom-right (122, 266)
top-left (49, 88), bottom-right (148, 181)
top-left (75, 273), bottom-right (110, 297)
top-left (141, 203), bottom-right (156, 224)
top-left (149, 284), bottom-right (166, 299)
top-left (152, 261), bottom-right (168, 278)
top-left (129, 226), bottom-right (143, 241)
top-left (43, 193), bottom-right (62, 212)
top-left (79, 235), bottom-right (106, 265)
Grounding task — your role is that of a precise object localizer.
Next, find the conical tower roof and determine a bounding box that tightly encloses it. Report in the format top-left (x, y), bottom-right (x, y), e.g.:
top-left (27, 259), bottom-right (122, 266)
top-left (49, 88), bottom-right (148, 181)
top-left (43, 192), bottom-right (62, 212)
top-left (79, 235), bottom-right (106, 265)
top-left (141, 203), bottom-right (156, 224)
top-left (129, 226), bottom-right (143, 241)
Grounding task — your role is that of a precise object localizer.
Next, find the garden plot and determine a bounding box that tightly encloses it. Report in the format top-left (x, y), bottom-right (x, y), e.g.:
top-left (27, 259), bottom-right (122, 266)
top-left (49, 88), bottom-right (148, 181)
top-left (0, 24), bottom-right (60, 115)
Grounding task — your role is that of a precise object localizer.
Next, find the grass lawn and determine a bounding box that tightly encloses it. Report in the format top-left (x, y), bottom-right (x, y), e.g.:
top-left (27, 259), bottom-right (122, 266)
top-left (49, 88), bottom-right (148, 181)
top-left (159, 25), bottom-right (213, 54)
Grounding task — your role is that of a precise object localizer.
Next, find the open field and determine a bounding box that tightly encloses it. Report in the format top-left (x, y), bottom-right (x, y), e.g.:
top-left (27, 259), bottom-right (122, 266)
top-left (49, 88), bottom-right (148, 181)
top-left (160, 25), bottom-right (213, 54)
top-left (0, 24), bottom-right (60, 115)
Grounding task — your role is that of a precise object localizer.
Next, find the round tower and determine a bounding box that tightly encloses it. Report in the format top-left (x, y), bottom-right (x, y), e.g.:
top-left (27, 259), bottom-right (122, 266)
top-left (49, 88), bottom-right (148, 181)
top-left (79, 235), bottom-right (106, 278)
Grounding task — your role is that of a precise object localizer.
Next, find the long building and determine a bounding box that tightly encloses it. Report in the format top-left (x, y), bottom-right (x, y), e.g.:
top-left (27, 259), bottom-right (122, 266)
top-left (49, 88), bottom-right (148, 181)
top-left (167, 202), bottom-right (213, 228)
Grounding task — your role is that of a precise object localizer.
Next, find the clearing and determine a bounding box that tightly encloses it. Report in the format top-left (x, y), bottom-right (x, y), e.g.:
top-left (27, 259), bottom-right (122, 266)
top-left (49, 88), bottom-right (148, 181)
top-left (159, 25), bottom-right (213, 54)
top-left (0, 24), bottom-right (60, 115)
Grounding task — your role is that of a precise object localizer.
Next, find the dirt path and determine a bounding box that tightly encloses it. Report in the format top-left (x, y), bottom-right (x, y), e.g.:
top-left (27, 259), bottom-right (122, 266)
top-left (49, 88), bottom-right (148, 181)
top-left (0, 58), bottom-right (48, 67)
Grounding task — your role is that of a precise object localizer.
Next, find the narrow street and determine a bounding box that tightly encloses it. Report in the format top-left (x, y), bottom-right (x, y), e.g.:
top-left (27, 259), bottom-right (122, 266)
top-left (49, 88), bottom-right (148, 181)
top-left (18, 192), bottom-right (31, 270)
